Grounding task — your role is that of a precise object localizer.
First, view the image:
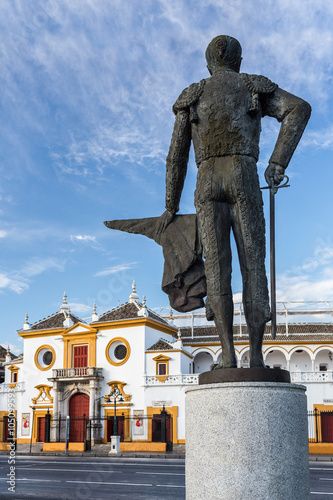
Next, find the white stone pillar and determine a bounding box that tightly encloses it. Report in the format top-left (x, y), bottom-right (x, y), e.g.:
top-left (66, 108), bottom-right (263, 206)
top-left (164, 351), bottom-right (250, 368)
top-left (185, 382), bottom-right (310, 500)
top-left (89, 382), bottom-right (96, 420)
top-left (312, 359), bottom-right (315, 371)
top-left (52, 382), bottom-right (58, 416)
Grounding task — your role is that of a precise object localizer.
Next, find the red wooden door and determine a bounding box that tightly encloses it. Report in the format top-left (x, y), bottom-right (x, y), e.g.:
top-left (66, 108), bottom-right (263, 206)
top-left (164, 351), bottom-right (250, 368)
top-left (69, 393), bottom-right (89, 442)
top-left (73, 345), bottom-right (88, 368)
top-left (152, 414), bottom-right (172, 442)
top-left (4, 416), bottom-right (8, 441)
top-left (106, 416), bottom-right (125, 442)
top-left (321, 412), bottom-right (333, 442)
top-left (38, 417), bottom-right (45, 442)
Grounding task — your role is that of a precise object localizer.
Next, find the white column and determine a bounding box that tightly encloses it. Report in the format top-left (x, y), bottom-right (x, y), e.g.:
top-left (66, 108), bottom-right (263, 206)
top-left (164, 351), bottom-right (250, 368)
top-left (89, 382), bottom-right (96, 420)
top-left (53, 381), bottom-right (58, 416)
top-left (312, 359), bottom-right (315, 371)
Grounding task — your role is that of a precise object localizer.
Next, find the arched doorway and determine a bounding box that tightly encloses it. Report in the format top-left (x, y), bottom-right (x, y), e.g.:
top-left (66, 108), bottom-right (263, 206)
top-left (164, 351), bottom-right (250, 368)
top-left (69, 392), bottom-right (89, 442)
top-left (193, 352), bottom-right (214, 373)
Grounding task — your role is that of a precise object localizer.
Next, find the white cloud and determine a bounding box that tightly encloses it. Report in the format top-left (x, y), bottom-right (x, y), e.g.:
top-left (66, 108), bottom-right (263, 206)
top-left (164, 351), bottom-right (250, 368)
top-left (21, 257), bottom-right (65, 277)
top-left (70, 234), bottom-right (96, 243)
top-left (0, 230), bottom-right (7, 238)
top-left (68, 302), bottom-right (92, 314)
top-left (0, 257), bottom-right (66, 294)
top-left (0, 273), bottom-right (28, 294)
top-left (95, 263), bottom-right (136, 277)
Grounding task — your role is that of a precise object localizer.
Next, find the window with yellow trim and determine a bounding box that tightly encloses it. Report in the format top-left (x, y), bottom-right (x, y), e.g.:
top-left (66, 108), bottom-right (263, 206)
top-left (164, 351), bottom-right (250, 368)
top-left (34, 345), bottom-right (56, 371)
top-left (153, 354), bottom-right (171, 381)
top-left (157, 363), bottom-right (167, 376)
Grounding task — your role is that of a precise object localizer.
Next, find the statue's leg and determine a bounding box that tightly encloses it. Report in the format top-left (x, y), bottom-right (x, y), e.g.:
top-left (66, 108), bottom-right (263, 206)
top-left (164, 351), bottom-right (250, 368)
top-left (196, 192), bottom-right (237, 368)
top-left (231, 157), bottom-right (270, 368)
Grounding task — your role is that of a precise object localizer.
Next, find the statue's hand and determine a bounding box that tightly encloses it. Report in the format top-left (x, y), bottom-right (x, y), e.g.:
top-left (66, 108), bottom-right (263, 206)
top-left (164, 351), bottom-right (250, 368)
top-left (264, 162), bottom-right (285, 195)
top-left (156, 210), bottom-right (175, 235)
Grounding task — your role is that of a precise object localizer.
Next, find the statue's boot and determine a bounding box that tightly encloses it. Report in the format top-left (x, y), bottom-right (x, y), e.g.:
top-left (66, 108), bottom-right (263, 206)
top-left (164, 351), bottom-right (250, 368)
top-left (244, 301), bottom-right (266, 368)
top-left (209, 294), bottom-right (237, 369)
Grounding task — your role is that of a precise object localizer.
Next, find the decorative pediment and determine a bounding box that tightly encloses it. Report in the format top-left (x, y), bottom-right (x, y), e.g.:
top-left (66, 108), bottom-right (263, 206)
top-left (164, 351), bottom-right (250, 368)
top-left (104, 381), bottom-right (131, 403)
top-left (63, 322), bottom-right (97, 335)
top-left (32, 385), bottom-right (53, 405)
top-left (152, 354), bottom-right (171, 362)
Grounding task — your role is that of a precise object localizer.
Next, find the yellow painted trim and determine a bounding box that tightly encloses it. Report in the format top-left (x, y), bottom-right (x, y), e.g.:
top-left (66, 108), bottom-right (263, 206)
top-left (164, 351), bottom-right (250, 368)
top-left (146, 349), bottom-right (193, 359)
top-left (16, 438), bottom-right (31, 444)
top-left (191, 346), bottom-right (217, 355)
top-left (288, 345), bottom-right (314, 356)
top-left (0, 443), bottom-right (11, 450)
top-left (34, 345), bottom-right (56, 371)
top-left (120, 442), bottom-right (166, 452)
top-left (309, 443), bottom-right (333, 454)
top-left (32, 409), bottom-right (53, 443)
top-left (43, 442), bottom-right (85, 452)
top-left (96, 318), bottom-right (177, 336)
top-left (105, 338), bottom-right (131, 366)
top-left (102, 408), bottom-right (131, 443)
top-left (101, 403), bottom-right (133, 407)
top-left (153, 354), bottom-right (171, 362)
top-left (104, 381), bottom-right (131, 403)
top-left (177, 439), bottom-right (186, 444)
top-left (153, 354), bottom-right (170, 377)
top-left (9, 383), bottom-right (16, 389)
top-left (146, 406), bottom-right (178, 444)
top-left (18, 328), bottom-right (66, 338)
top-left (0, 411), bottom-right (15, 442)
top-left (263, 345), bottom-right (289, 355)
top-left (32, 385), bottom-right (53, 405)
top-left (313, 345), bottom-right (333, 353)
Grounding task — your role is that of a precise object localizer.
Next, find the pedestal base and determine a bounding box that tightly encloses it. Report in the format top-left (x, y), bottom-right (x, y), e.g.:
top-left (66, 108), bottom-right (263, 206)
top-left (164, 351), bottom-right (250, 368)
top-left (185, 382), bottom-right (310, 500)
top-left (109, 435), bottom-right (120, 454)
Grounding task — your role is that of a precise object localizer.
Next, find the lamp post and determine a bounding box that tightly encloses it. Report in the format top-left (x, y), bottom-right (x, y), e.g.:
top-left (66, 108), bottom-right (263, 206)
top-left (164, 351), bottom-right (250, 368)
top-left (107, 386), bottom-right (124, 454)
top-left (29, 406), bottom-right (35, 454)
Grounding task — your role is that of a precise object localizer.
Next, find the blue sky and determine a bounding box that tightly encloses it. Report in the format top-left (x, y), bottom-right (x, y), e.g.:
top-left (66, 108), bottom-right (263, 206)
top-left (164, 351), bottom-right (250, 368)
top-left (1, 0), bottom-right (333, 353)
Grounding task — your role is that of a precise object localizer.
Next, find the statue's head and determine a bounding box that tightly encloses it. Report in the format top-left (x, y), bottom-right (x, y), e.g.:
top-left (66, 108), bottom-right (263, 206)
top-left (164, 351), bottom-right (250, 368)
top-left (205, 35), bottom-right (242, 74)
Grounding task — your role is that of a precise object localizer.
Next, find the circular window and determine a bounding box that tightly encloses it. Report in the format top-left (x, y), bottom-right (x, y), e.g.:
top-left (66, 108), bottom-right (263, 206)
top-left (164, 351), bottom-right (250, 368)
top-left (105, 337), bottom-right (130, 366)
top-left (114, 344), bottom-right (127, 360)
top-left (42, 351), bottom-right (53, 366)
top-left (34, 345), bottom-right (56, 371)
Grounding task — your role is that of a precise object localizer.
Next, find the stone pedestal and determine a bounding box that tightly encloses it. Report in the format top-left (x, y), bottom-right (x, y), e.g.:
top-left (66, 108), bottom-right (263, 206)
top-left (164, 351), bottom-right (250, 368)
top-left (109, 435), bottom-right (120, 454)
top-left (185, 382), bottom-right (310, 500)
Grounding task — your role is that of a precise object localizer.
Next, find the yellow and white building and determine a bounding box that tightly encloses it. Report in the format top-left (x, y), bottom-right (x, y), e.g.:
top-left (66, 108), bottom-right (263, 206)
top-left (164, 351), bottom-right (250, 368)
top-left (1, 285), bottom-right (333, 450)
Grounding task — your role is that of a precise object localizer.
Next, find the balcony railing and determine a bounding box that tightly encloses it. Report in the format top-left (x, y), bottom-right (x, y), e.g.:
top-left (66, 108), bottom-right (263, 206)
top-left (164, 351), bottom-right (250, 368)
top-left (290, 371), bottom-right (333, 382)
top-left (145, 371), bottom-right (333, 386)
top-left (0, 382), bottom-right (25, 393)
top-left (144, 374), bottom-right (199, 386)
top-left (52, 367), bottom-right (103, 379)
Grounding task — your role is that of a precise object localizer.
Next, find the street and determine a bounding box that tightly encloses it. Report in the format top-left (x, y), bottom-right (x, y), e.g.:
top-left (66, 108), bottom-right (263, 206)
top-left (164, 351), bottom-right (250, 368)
top-left (0, 455), bottom-right (185, 499)
top-left (0, 456), bottom-right (332, 499)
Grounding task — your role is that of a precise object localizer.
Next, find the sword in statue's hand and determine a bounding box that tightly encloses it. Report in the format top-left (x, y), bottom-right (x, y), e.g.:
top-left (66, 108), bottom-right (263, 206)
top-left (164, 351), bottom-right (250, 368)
top-left (261, 174), bottom-right (290, 339)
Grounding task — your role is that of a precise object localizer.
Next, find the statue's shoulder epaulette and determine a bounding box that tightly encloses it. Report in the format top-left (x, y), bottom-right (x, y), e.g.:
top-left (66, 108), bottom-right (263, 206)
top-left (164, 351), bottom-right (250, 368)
top-left (172, 79), bottom-right (206, 120)
top-left (241, 73), bottom-right (278, 94)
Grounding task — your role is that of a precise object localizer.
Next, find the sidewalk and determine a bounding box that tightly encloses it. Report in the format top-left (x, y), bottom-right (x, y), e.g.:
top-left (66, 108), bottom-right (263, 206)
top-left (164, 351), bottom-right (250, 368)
top-left (1, 444), bottom-right (332, 461)
top-left (0, 442), bottom-right (186, 459)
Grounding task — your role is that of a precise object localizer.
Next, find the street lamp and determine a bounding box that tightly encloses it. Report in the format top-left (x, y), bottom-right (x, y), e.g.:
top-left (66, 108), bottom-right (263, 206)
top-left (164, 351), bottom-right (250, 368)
top-left (106, 386), bottom-right (124, 437)
top-left (106, 386), bottom-right (124, 454)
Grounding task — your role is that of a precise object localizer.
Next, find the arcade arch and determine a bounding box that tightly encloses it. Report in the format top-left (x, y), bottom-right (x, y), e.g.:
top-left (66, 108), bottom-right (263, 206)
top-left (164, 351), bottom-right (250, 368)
top-left (289, 348), bottom-right (312, 372)
top-left (193, 351), bottom-right (214, 374)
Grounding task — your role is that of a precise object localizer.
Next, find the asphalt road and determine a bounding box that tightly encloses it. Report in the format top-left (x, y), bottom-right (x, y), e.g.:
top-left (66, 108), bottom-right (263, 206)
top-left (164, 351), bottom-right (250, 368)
top-left (0, 455), bottom-right (185, 499)
top-left (0, 456), bottom-right (333, 499)
top-left (310, 461), bottom-right (333, 499)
